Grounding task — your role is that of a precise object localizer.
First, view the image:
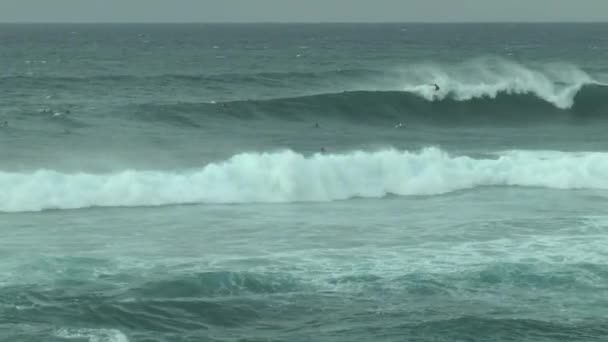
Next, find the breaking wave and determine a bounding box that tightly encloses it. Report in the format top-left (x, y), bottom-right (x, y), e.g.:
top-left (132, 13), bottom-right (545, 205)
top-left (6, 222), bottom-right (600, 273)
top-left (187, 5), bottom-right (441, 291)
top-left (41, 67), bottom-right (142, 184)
top-left (2, 148), bottom-right (608, 212)
top-left (133, 58), bottom-right (607, 125)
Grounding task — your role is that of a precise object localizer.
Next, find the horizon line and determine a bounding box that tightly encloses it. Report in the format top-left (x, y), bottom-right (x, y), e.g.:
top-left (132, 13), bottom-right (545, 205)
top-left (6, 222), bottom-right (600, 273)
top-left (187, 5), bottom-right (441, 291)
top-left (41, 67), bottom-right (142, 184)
top-left (1, 20), bottom-right (608, 25)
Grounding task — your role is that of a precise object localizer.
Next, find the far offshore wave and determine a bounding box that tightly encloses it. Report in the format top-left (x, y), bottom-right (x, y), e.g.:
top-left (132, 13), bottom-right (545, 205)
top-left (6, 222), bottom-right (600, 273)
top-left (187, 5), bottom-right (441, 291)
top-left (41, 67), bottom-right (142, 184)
top-left (136, 83), bottom-right (608, 127)
top-left (0, 68), bottom-right (379, 82)
top-left (8, 56), bottom-right (604, 108)
top-left (2, 147), bottom-right (608, 212)
top-left (126, 56), bottom-right (607, 126)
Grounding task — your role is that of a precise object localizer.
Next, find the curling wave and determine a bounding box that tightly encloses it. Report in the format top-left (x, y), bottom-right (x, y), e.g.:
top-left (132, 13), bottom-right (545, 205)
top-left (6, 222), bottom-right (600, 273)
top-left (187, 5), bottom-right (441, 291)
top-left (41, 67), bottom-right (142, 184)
top-left (394, 57), bottom-right (600, 109)
top-left (135, 58), bottom-right (608, 126)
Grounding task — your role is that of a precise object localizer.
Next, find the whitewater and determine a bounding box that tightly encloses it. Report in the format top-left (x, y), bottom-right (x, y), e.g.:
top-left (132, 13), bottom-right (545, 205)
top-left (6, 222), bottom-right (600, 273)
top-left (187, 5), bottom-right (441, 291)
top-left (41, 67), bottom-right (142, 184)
top-left (2, 148), bottom-right (608, 212)
top-left (392, 57), bottom-right (599, 109)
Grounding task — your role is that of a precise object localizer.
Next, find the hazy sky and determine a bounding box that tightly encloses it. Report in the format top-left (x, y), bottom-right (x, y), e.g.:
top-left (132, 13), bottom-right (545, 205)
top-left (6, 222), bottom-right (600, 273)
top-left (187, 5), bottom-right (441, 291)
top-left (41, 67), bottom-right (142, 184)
top-left (1, 0), bottom-right (608, 23)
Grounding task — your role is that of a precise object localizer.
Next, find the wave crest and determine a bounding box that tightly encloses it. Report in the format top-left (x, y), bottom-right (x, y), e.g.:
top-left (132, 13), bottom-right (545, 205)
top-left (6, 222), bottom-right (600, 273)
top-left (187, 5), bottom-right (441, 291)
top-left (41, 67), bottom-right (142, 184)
top-left (136, 58), bottom-right (607, 126)
top-left (393, 57), bottom-right (597, 109)
top-left (2, 148), bottom-right (608, 212)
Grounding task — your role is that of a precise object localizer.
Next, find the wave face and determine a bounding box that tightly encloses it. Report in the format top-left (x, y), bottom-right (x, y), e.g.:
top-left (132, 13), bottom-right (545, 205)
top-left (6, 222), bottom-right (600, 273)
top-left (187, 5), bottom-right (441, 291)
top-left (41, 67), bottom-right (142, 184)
top-left (137, 85), bottom-right (608, 128)
top-left (3, 148), bottom-right (608, 212)
top-left (133, 60), bottom-right (607, 126)
top-left (392, 58), bottom-right (598, 109)
top-left (7, 58), bottom-right (608, 128)
top-left (6, 58), bottom-right (600, 108)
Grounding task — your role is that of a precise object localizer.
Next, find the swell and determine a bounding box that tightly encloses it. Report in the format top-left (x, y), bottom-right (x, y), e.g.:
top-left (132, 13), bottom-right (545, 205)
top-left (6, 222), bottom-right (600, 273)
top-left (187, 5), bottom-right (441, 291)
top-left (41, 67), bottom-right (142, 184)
top-left (9, 86), bottom-right (607, 131)
top-left (0, 68), bottom-right (378, 90)
top-left (2, 147), bottom-right (608, 212)
top-left (132, 57), bottom-right (604, 126)
top-left (8, 58), bottom-right (608, 126)
top-left (133, 84), bottom-right (608, 129)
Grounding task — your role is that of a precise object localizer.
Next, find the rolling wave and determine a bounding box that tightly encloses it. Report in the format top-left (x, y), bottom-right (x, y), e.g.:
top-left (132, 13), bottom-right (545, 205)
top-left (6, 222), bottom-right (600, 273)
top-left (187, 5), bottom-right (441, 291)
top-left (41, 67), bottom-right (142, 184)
top-left (8, 57), bottom-right (608, 127)
top-left (2, 148), bottom-right (608, 212)
top-left (137, 83), bottom-right (608, 127)
top-left (9, 57), bottom-right (605, 111)
top-left (125, 59), bottom-right (607, 125)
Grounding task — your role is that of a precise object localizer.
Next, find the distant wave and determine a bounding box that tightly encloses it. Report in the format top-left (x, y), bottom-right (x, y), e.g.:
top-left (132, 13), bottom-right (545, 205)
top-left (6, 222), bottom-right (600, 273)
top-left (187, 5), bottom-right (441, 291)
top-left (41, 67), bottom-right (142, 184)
top-left (7, 57), bottom-right (604, 110)
top-left (8, 57), bottom-right (608, 126)
top-left (2, 148), bottom-right (608, 212)
top-left (137, 84), bottom-right (608, 127)
top-left (0, 68), bottom-right (378, 85)
top-left (127, 57), bottom-right (608, 126)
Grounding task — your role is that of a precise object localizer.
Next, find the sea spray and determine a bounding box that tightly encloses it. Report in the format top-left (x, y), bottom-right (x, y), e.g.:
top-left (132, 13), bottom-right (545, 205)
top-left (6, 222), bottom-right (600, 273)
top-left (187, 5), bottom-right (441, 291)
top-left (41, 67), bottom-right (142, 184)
top-left (2, 148), bottom-right (608, 212)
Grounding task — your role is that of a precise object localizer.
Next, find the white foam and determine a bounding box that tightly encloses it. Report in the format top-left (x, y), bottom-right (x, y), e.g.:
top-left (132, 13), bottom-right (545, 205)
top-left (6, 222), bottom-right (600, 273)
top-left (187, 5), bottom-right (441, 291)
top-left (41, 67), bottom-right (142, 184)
top-left (2, 147), bottom-right (608, 212)
top-left (389, 57), bottom-right (597, 109)
top-left (55, 328), bottom-right (129, 342)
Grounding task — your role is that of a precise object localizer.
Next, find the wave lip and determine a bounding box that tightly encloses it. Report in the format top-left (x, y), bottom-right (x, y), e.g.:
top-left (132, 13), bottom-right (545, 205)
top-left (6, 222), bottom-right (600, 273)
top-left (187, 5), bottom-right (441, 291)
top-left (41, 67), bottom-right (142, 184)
top-left (395, 57), bottom-right (599, 109)
top-left (2, 148), bottom-right (608, 213)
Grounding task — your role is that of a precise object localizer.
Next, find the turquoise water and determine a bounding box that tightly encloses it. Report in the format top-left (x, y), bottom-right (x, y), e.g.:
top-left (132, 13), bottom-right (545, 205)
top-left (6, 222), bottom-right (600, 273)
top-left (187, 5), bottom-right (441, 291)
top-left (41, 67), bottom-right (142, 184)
top-left (2, 24), bottom-right (608, 341)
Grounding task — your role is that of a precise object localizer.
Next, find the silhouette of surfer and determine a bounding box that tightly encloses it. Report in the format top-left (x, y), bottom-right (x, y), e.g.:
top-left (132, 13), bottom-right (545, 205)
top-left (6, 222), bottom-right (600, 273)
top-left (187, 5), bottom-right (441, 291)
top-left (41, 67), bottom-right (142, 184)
top-left (314, 122), bottom-right (320, 128)
top-left (433, 83), bottom-right (440, 91)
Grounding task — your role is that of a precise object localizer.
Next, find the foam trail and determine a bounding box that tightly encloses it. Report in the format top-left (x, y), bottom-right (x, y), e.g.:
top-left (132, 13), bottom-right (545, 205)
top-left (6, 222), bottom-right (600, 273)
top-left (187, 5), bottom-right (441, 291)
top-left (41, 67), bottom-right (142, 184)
top-left (55, 328), bottom-right (129, 342)
top-left (2, 148), bottom-right (608, 212)
top-left (392, 57), bottom-right (597, 109)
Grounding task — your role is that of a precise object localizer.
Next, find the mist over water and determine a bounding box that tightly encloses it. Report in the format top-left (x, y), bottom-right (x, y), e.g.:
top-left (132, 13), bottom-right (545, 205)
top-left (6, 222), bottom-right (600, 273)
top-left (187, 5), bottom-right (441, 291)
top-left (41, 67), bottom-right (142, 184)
top-left (2, 23), bottom-right (608, 342)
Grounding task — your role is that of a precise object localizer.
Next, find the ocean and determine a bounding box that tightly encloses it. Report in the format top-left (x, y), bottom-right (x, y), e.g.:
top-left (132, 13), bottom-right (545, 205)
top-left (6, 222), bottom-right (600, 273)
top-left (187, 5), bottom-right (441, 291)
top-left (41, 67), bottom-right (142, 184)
top-left (1, 23), bottom-right (608, 341)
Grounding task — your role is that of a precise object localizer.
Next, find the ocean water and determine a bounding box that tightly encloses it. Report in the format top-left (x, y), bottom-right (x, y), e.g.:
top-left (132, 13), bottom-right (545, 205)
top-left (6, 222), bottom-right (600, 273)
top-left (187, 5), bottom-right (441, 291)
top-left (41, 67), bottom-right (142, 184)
top-left (2, 23), bottom-right (608, 341)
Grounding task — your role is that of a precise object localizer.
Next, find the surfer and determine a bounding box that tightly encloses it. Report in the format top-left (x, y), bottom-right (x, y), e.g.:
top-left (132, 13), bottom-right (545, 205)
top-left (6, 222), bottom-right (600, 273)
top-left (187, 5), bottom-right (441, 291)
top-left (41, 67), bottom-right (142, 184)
top-left (433, 83), bottom-right (440, 91)
top-left (314, 122), bottom-right (320, 128)
top-left (395, 122), bottom-right (404, 128)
